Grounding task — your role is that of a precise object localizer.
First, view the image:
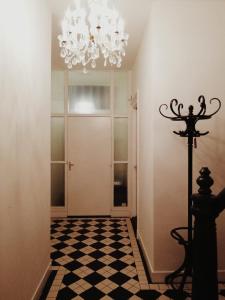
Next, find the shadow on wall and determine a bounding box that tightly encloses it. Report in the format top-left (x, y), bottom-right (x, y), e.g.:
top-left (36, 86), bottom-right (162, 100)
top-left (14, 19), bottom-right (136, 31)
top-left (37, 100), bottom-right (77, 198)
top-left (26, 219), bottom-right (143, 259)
top-left (194, 134), bottom-right (225, 193)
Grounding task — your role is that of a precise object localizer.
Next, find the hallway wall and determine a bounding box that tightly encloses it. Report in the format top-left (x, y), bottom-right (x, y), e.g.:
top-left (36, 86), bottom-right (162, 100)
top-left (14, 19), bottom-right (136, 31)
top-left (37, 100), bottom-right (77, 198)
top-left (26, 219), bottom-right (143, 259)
top-left (0, 1), bottom-right (51, 299)
top-left (133, 0), bottom-right (225, 281)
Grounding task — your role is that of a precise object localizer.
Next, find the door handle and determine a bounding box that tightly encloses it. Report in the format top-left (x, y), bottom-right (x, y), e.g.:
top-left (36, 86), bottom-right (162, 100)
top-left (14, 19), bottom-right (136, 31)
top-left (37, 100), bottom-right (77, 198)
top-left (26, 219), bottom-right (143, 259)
top-left (68, 161), bottom-right (74, 171)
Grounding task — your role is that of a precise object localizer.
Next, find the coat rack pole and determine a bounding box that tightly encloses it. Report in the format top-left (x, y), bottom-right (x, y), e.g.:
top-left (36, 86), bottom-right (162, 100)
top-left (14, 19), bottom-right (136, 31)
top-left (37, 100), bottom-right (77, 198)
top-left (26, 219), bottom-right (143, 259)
top-left (188, 136), bottom-right (193, 246)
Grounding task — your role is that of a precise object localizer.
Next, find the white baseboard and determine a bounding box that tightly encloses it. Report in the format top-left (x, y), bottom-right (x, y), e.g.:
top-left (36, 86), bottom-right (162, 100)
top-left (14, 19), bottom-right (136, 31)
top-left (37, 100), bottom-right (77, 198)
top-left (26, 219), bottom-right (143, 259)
top-left (51, 207), bottom-right (67, 218)
top-left (32, 262), bottom-right (51, 300)
top-left (51, 211), bottom-right (67, 218)
top-left (111, 209), bottom-right (131, 217)
top-left (137, 230), bottom-right (225, 283)
top-left (137, 230), bottom-right (170, 282)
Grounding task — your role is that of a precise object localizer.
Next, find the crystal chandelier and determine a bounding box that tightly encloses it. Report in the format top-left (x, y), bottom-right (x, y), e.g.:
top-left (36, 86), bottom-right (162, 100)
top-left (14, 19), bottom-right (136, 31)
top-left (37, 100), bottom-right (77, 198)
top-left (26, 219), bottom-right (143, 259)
top-left (58, 0), bottom-right (129, 70)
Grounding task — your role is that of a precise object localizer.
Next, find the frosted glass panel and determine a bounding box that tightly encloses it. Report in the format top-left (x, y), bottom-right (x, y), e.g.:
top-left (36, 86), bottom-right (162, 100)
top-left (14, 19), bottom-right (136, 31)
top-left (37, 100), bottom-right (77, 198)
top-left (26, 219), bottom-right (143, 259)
top-left (68, 86), bottom-right (110, 114)
top-left (114, 72), bottom-right (128, 115)
top-left (114, 118), bottom-right (128, 161)
top-left (51, 164), bottom-right (65, 207)
top-left (114, 164), bottom-right (128, 207)
top-left (69, 70), bottom-right (111, 86)
top-left (51, 71), bottom-right (64, 113)
top-left (51, 117), bottom-right (65, 161)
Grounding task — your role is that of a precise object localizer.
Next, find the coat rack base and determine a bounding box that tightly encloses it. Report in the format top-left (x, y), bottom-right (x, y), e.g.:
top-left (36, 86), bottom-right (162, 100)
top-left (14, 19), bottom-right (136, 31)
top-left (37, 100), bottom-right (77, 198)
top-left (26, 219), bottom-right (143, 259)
top-left (165, 227), bottom-right (192, 294)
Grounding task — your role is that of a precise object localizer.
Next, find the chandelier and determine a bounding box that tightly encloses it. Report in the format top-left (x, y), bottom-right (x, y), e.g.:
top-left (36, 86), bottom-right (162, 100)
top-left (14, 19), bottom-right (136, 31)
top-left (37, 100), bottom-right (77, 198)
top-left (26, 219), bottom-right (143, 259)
top-left (58, 0), bottom-right (129, 70)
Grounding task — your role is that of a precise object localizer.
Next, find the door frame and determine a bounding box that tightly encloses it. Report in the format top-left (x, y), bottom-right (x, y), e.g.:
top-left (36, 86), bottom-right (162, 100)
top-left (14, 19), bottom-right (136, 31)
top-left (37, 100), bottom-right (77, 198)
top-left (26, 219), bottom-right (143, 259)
top-left (51, 70), bottom-right (131, 218)
top-left (136, 90), bottom-right (140, 230)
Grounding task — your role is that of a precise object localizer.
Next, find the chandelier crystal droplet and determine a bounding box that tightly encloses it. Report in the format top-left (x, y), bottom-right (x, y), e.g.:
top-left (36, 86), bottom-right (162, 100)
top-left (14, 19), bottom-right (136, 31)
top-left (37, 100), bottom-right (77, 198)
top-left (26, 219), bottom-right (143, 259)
top-left (57, 0), bottom-right (129, 70)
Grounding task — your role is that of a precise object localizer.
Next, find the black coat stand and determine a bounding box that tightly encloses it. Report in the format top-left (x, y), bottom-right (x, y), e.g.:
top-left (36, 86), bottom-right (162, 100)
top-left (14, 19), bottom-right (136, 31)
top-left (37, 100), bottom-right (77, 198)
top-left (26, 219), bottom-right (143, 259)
top-left (159, 95), bottom-right (221, 292)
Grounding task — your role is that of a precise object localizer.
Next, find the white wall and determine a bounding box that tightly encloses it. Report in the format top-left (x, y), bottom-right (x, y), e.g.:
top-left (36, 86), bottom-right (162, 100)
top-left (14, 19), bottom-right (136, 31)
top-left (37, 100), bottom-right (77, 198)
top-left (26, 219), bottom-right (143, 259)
top-left (133, 0), bottom-right (225, 281)
top-left (132, 11), bottom-right (154, 267)
top-left (0, 1), bottom-right (51, 299)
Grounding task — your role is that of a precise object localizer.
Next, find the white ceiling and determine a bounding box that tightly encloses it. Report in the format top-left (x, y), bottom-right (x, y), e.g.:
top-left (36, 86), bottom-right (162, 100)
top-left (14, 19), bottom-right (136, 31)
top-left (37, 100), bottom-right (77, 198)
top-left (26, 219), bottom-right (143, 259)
top-left (50, 0), bottom-right (151, 70)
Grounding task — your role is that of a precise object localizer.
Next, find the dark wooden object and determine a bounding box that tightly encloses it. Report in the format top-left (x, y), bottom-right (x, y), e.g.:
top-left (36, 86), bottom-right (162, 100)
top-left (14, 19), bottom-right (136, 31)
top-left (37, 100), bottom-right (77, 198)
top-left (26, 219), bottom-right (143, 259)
top-left (159, 95), bottom-right (221, 290)
top-left (192, 167), bottom-right (225, 300)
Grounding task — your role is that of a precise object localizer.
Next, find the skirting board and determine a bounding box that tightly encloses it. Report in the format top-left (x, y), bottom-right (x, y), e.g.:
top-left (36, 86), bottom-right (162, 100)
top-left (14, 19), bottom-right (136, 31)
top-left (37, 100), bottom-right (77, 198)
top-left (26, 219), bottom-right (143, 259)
top-left (137, 230), bottom-right (170, 282)
top-left (51, 210), bottom-right (131, 218)
top-left (137, 230), bottom-right (225, 283)
top-left (32, 262), bottom-right (51, 300)
top-left (111, 209), bottom-right (131, 217)
top-left (51, 211), bottom-right (67, 218)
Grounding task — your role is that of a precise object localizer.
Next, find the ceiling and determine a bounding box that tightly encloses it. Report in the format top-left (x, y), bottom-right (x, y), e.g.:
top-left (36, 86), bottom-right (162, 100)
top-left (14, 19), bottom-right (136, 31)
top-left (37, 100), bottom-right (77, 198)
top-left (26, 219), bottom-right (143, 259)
top-left (50, 0), bottom-right (151, 70)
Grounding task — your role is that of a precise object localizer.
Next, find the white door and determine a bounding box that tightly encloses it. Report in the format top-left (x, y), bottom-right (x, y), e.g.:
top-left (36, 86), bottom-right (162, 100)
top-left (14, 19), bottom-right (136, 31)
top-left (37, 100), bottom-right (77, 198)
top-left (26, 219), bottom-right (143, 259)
top-left (68, 116), bottom-right (112, 216)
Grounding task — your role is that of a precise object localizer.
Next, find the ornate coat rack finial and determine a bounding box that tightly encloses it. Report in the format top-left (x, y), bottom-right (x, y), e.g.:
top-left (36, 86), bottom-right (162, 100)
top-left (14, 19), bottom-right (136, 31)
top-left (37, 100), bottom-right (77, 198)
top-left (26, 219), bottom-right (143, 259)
top-left (159, 95), bottom-right (221, 138)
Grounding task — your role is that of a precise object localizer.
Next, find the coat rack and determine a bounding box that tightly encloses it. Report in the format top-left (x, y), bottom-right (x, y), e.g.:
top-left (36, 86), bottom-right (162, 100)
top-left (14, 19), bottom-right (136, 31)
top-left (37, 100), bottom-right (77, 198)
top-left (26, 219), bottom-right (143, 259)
top-left (159, 95), bottom-right (221, 292)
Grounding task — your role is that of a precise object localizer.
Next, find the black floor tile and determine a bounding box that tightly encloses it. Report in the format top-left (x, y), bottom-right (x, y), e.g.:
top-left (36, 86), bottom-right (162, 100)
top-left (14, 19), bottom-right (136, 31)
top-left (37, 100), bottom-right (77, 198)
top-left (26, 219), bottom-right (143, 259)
top-left (64, 260), bottom-right (83, 271)
top-left (137, 289), bottom-right (162, 300)
top-left (86, 260), bottom-right (105, 271)
top-left (110, 249), bottom-right (126, 259)
top-left (62, 272), bottom-right (80, 285)
top-left (108, 272), bottom-right (131, 285)
top-left (84, 272), bottom-right (105, 285)
top-left (56, 287), bottom-right (77, 300)
top-left (108, 286), bottom-right (133, 299)
top-left (163, 289), bottom-right (190, 300)
top-left (89, 250), bottom-right (105, 259)
top-left (80, 287), bottom-right (105, 300)
top-left (109, 260), bottom-right (128, 271)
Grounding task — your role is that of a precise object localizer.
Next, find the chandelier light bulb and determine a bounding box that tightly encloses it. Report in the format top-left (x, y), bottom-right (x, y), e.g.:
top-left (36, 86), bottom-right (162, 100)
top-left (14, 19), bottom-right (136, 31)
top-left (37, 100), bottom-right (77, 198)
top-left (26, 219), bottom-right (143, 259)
top-left (57, 0), bottom-right (129, 70)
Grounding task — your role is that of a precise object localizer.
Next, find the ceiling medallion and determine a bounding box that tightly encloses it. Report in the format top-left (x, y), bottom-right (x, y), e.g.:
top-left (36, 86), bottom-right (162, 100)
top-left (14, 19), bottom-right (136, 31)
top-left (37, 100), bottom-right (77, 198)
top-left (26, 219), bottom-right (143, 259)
top-left (58, 0), bottom-right (129, 71)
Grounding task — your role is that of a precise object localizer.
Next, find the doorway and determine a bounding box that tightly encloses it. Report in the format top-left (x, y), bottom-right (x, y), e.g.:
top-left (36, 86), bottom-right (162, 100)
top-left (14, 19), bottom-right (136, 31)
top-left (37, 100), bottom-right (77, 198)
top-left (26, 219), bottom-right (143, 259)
top-left (130, 91), bottom-right (139, 234)
top-left (51, 70), bottom-right (130, 217)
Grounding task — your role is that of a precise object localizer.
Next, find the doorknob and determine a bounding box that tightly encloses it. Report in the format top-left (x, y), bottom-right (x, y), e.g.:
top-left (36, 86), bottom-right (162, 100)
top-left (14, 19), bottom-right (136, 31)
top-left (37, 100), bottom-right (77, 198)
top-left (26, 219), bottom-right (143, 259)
top-left (68, 161), bottom-right (74, 171)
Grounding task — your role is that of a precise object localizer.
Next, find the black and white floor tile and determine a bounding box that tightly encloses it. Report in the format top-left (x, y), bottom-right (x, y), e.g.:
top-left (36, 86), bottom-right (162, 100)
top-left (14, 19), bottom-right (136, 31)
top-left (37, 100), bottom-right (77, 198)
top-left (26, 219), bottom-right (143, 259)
top-left (41, 218), bottom-right (225, 300)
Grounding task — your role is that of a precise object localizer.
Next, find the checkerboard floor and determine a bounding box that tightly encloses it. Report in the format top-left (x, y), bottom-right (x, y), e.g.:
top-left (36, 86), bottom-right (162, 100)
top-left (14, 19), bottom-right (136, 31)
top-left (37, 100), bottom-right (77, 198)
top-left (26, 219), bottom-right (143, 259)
top-left (40, 218), bottom-right (225, 300)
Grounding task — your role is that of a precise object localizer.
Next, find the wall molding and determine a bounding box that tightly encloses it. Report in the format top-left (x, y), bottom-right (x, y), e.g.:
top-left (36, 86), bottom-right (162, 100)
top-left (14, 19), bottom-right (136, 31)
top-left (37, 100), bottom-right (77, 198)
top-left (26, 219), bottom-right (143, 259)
top-left (32, 262), bottom-right (51, 300)
top-left (137, 230), bottom-right (225, 283)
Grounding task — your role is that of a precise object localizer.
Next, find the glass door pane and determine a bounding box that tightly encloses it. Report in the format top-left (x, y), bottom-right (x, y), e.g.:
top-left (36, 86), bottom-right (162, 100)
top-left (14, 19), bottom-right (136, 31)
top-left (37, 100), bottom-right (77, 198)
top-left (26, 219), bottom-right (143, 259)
top-left (68, 86), bottom-right (110, 114)
top-left (51, 71), bottom-right (64, 114)
top-left (51, 164), bottom-right (65, 206)
top-left (114, 72), bottom-right (128, 115)
top-left (114, 164), bottom-right (128, 207)
top-left (114, 118), bottom-right (128, 161)
top-left (51, 117), bottom-right (65, 161)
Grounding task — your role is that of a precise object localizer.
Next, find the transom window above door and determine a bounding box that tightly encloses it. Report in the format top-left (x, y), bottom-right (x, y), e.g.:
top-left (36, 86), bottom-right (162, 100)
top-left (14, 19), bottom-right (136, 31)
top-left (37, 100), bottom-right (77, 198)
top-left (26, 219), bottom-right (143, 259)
top-left (68, 85), bottom-right (111, 114)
